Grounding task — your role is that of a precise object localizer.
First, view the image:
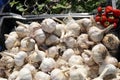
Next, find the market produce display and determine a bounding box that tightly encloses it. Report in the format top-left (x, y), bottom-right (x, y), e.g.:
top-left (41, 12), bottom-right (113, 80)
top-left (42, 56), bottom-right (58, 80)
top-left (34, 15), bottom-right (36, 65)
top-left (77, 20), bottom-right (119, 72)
top-left (0, 15), bottom-right (120, 80)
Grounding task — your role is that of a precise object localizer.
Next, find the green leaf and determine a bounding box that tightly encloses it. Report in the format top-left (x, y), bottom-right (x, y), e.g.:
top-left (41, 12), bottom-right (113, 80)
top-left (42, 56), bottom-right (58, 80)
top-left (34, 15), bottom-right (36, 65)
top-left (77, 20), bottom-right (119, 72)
top-left (38, 4), bottom-right (45, 11)
top-left (9, 0), bottom-right (19, 7)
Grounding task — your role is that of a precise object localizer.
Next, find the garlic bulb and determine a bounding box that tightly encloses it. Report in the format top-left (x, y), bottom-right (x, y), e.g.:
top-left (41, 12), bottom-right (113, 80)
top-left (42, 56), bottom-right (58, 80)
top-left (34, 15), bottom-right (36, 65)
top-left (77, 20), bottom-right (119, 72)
top-left (50, 68), bottom-right (68, 80)
top-left (33, 28), bottom-right (46, 45)
top-left (64, 37), bottom-right (77, 48)
top-left (8, 71), bottom-right (19, 80)
top-left (45, 34), bottom-right (60, 46)
top-left (69, 65), bottom-right (88, 80)
top-left (98, 64), bottom-right (117, 79)
top-left (53, 24), bottom-right (66, 37)
top-left (23, 63), bottom-right (36, 72)
top-left (105, 55), bottom-right (118, 66)
top-left (28, 44), bottom-right (46, 63)
top-left (88, 24), bottom-right (114, 42)
top-left (15, 68), bottom-right (32, 80)
top-left (82, 50), bottom-right (95, 66)
top-left (20, 37), bottom-right (35, 51)
top-left (5, 32), bottom-right (19, 50)
top-left (64, 16), bottom-right (81, 38)
top-left (2, 51), bottom-right (27, 66)
top-left (92, 44), bottom-right (108, 64)
top-left (35, 71), bottom-right (50, 80)
top-left (39, 57), bottom-right (56, 72)
top-left (76, 18), bottom-right (92, 32)
top-left (41, 18), bottom-right (56, 33)
top-left (56, 57), bottom-right (69, 68)
top-left (68, 55), bottom-right (83, 66)
top-left (77, 34), bottom-right (94, 49)
top-left (29, 22), bottom-right (41, 32)
top-left (47, 46), bottom-right (59, 58)
top-left (62, 48), bottom-right (74, 61)
top-left (102, 33), bottom-right (120, 50)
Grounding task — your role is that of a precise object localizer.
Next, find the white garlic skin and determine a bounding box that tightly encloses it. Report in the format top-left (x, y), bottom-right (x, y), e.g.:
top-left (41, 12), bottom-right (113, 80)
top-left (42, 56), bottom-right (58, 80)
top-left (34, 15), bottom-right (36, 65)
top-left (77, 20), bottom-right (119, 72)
top-left (29, 22), bottom-right (41, 32)
top-left (16, 68), bottom-right (32, 80)
top-left (53, 24), bottom-right (65, 37)
top-left (20, 37), bottom-right (35, 51)
top-left (50, 68), bottom-right (68, 80)
top-left (105, 55), bottom-right (118, 66)
top-left (41, 18), bottom-right (56, 33)
top-left (99, 64), bottom-right (117, 79)
top-left (5, 32), bottom-right (18, 50)
top-left (34, 29), bottom-right (46, 45)
top-left (47, 46), bottom-right (59, 58)
top-left (62, 48), bottom-right (74, 61)
top-left (39, 57), bottom-right (56, 72)
top-left (15, 25), bottom-right (29, 38)
top-left (82, 50), bottom-right (95, 66)
top-left (92, 44), bottom-right (108, 64)
top-left (76, 18), bottom-right (92, 32)
top-left (70, 65), bottom-right (88, 80)
top-left (35, 71), bottom-right (50, 80)
top-left (14, 51), bottom-right (27, 66)
top-left (77, 34), bottom-right (94, 49)
top-left (65, 17), bottom-right (81, 37)
top-left (68, 55), bottom-right (83, 66)
top-left (102, 33), bottom-right (120, 50)
top-left (23, 63), bottom-right (36, 72)
top-left (29, 44), bottom-right (46, 62)
top-left (88, 24), bottom-right (113, 42)
top-left (45, 34), bottom-right (60, 46)
top-left (8, 71), bottom-right (19, 80)
top-left (64, 37), bottom-right (77, 48)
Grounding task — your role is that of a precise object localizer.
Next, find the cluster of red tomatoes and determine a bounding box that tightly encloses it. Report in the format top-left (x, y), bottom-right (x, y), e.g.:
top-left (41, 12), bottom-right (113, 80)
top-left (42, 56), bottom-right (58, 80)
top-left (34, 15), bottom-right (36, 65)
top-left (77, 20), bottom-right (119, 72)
top-left (95, 6), bottom-right (120, 28)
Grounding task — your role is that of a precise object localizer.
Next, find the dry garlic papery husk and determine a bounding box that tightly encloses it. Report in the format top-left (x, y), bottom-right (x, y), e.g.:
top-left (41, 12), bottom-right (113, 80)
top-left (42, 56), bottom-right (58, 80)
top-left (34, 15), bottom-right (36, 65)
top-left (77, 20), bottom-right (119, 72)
top-left (20, 37), bottom-right (35, 52)
top-left (45, 34), bottom-right (60, 46)
top-left (56, 57), bottom-right (69, 68)
top-left (15, 67), bottom-right (32, 80)
top-left (28, 44), bottom-right (46, 63)
top-left (88, 24), bottom-right (114, 42)
top-left (8, 71), bottom-right (19, 80)
top-left (39, 57), bottom-right (56, 72)
top-left (5, 31), bottom-right (19, 50)
top-left (15, 21), bottom-right (29, 39)
top-left (102, 33), bottom-right (120, 54)
top-left (105, 55), bottom-right (118, 67)
top-left (47, 46), bottom-right (59, 58)
top-left (69, 65), bottom-right (88, 80)
top-left (94, 64), bottom-right (117, 80)
top-left (68, 55), bottom-right (83, 66)
top-left (63, 16), bottom-right (81, 38)
top-left (1, 55), bottom-right (14, 69)
top-left (62, 48), bottom-right (75, 61)
top-left (29, 22), bottom-right (41, 33)
top-left (82, 50), bottom-right (95, 66)
top-left (53, 23), bottom-right (66, 38)
top-left (92, 43), bottom-right (108, 64)
top-left (35, 71), bottom-right (50, 80)
top-left (2, 51), bottom-right (27, 67)
top-left (41, 18), bottom-right (56, 33)
top-left (33, 28), bottom-right (46, 45)
top-left (50, 68), bottom-right (69, 80)
top-left (63, 37), bottom-right (77, 48)
top-left (76, 18), bottom-right (93, 32)
top-left (77, 34), bottom-right (94, 49)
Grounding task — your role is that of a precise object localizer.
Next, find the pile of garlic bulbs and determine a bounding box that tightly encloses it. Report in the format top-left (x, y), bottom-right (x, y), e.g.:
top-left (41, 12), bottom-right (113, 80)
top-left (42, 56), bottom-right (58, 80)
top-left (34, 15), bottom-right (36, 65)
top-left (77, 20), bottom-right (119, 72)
top-left (0, 15), bottom-right (120, 80)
